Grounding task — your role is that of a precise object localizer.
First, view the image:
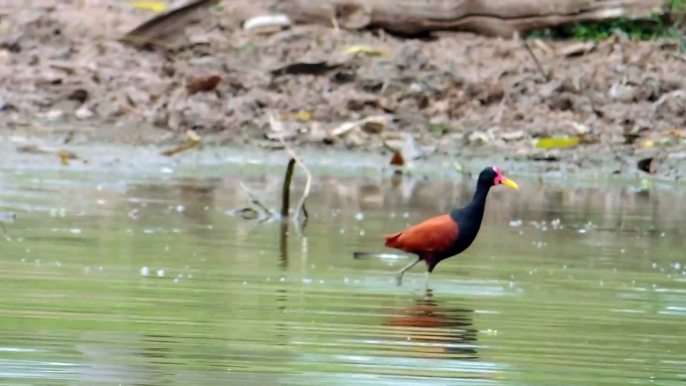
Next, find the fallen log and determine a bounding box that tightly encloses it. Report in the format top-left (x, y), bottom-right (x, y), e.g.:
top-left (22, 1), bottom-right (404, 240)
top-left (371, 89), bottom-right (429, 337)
top-left (271, 0), bottom-right (667, 37)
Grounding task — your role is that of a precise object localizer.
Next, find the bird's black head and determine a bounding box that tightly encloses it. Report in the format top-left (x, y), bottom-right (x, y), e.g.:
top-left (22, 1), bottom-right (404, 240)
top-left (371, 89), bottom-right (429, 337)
top-left (477, 166), bottom-right (519, 189)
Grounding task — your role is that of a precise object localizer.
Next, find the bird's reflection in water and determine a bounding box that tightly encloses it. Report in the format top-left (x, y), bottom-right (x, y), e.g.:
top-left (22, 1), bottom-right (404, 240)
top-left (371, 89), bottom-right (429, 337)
top-left (382, 291), bottom-right (478, 361)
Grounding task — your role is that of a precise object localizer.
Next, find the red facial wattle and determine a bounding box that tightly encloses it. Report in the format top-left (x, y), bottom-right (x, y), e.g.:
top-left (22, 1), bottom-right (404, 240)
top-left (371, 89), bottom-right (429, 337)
top-left (492, 166), bottom-right (519, 189)
top-left (492, 166), bottom-right (504, 185)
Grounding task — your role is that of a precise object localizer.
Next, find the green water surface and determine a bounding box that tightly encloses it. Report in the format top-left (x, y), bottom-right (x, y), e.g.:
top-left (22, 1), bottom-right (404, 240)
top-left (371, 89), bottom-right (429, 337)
top-left (0, 154), bottom-right (684, 386)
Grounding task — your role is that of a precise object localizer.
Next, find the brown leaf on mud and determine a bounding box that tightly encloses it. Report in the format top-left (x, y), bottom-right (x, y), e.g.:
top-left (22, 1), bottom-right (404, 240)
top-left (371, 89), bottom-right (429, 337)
top-left (360, 115), bottom-right (389, 134)
top-left (186, 75), bottom-right (222, 95)
top-left (390, 150), bottom-right (404, 167)
top-left (161, 130), bottom-right (201, 156)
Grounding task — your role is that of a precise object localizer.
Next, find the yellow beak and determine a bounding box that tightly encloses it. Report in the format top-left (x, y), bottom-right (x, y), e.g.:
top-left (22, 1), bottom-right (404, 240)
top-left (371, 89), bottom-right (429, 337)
top-left (501, 177), bottom-right (519, 189)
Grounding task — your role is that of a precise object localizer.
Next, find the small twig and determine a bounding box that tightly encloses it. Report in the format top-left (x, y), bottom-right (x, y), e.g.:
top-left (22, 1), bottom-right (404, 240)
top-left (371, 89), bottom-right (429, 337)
top-left (281, 158), bottom-right (296, 218)
top-left (281, 142), bottom-right (311, 225)
top-left (238, 181), bottom-right (273, 217)
top-left (268, 113), bottom-right (311, 227)
top-left (521, 37), bottom-right (548, 81)
top-left (278, 157), bottom-right (297, 268)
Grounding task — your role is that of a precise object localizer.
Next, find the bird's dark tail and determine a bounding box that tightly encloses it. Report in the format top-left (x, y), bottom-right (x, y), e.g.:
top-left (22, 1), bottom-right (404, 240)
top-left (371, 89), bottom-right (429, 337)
top-left (353, 251), bottom-right (406, 259)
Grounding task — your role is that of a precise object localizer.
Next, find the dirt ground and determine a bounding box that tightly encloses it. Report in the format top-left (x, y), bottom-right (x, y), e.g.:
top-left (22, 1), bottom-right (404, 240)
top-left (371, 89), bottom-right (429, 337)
top-left (0, 1), bottom-right (685, 179)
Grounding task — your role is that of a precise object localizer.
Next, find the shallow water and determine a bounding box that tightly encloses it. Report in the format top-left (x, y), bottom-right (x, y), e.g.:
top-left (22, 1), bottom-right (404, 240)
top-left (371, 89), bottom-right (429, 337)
top-left (0, 162), bottom-right (685, 386)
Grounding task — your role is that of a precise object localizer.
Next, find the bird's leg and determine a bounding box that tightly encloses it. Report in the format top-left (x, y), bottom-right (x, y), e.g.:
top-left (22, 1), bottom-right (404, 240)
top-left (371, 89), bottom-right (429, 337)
top-left (423, 287), bottom-right (433, 300)
top-left (394, 257), bottom-right (421, 286)
top-left (424, 271), bottom-right (431, 292)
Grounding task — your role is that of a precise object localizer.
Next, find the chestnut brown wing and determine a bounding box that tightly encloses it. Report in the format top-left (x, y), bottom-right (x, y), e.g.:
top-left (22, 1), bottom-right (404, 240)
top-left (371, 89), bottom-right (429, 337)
top-left (384, 214), bottom-right (459, 254)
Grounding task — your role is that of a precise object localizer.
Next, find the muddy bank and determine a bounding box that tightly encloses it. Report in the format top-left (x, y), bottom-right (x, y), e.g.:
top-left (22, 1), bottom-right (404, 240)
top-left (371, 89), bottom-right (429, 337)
top-left (0, 1), bottom-right (684, 180)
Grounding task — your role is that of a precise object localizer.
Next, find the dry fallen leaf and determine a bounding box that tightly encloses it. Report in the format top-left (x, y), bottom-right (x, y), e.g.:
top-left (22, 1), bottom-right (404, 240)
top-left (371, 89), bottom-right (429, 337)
top-left (500, 130), bottom-right (525, 141)
top-left (360, 115), bottom-right (389, 134)
top-left (59, 150), bottom-right (69, 165)
top-left (279, 111), bottom-right (312, 121)
top-left (558, 42), bottom-right (596, 57)
top-left (569, 121), bottom-right (591, 135)
top-left (667, 129), bottom-right (684, 138)
top-left (186, 75), bottom-right (222, 95)
top-left (344, 45), bottom-right (392, 58)
top-left (58, 149), bottom-right (78, 165)
top-left (328, 121), bottom-right (358, 138)
top-left (531, 39), bottom-right (553, 55)
top-left (468, 131), bottom-right (491, 145)
top-left (243, 14), bottom-right (291, 31)
top-left (130, 1), bottom-right (168, 13)
top-left (328, 115), bottom-right (390, 139)
top-left (186, 130), bottom-right (200, 142)
top-left (390, 150), bottom-right (404, 167)
top-left (533, 136), bottom-right (581, 149)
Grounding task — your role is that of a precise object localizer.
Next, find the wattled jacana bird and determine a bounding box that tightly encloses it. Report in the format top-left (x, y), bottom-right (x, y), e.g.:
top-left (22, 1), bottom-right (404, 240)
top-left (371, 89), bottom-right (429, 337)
top-left (355, 166), bottom-right (518, 290)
